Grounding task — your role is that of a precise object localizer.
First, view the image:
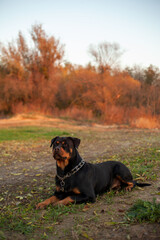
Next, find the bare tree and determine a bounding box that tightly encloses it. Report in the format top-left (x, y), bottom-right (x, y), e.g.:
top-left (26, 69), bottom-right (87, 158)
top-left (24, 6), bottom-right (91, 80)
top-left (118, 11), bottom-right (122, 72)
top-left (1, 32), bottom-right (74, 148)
top-left (88, 42), bottom-right (123, 73)
top-left (30, 24), bottom-right (65, 79)
top-left (125, 65), bottom-right (145, 83)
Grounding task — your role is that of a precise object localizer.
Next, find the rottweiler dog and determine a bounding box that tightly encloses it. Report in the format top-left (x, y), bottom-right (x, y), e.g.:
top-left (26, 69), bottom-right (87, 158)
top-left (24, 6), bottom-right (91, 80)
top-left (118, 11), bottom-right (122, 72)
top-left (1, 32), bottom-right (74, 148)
top-left (36, 137), bottom-right (150, 209)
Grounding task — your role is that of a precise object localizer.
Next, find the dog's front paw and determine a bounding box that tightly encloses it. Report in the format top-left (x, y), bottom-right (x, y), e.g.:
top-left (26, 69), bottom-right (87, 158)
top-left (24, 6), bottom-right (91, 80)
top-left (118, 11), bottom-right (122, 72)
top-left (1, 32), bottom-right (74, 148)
top-left (36, 202), bottom-right (47, 210)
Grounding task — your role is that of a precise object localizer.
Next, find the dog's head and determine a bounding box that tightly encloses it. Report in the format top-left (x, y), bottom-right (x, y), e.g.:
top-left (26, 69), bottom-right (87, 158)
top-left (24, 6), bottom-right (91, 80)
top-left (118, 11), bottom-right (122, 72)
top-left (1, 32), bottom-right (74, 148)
top-left (50, 136), bottom-right (80, 170)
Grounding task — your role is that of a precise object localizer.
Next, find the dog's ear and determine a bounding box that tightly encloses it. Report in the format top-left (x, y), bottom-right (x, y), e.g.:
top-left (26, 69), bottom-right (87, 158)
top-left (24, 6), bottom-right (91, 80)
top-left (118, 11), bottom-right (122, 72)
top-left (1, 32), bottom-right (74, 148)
top-left (68, 137), bottom-right (81, 149)
top-left (50, 136), bottom-right (59, 147)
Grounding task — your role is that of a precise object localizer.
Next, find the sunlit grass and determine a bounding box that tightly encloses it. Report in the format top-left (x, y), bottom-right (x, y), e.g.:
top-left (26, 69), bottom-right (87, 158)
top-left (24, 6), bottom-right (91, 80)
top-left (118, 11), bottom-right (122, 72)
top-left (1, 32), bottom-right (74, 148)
top-left (0, 126), bottom-right (69, 142)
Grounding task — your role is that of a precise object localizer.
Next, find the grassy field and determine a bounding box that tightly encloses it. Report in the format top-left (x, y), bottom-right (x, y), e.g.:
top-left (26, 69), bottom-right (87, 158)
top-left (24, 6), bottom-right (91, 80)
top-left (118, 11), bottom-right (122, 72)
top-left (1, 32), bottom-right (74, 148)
top-left (0, 126), bottom-right (69, 141)
top-left (0, 124), bottom-right (160, 240)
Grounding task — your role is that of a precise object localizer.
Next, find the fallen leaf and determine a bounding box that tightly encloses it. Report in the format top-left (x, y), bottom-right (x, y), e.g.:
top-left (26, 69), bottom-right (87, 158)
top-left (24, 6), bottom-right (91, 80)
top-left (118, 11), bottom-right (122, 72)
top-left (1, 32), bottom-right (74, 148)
top-left (136, 174), bottom-right (141, 177)
top-left (27, 222), bottom-right (32, 225)
top-left (127, 235), bottom-right (131, 240)
top-left (36, 174), bottom-right (41, 177)
top-left (118, 209), bottom-right (125, 212)
top-left (93, 211), bottom-right (98, 216)
top-left (82, 205), bottom-right (90, 212)
top-left (27, 193), bottom-right (33, 197)
top-left (16, 196), bottom-right (24, 200)
top-left (43, 232), bottom-right (48, 237)
top-left (135, 177), bottom-right (145, 181)
top-left (81, 232), bottom-right (93, 240)
top-left (137, 187), bottom-right (144, 190)
top-left (105, 221), bottom-right (118, 225)
top-left (11, 173), bottom-right (22, 176)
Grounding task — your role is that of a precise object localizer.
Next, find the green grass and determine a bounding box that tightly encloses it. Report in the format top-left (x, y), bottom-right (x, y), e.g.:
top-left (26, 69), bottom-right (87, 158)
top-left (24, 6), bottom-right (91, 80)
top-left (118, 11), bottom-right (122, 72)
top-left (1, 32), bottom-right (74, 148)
top-left (0, 202), bottom-right (84, 236)
top-left (0, 178), bottom-right (84, 237)
top-left (126, 198), bottom-right (160, 223)
top-left (0, 126), bottom-right (69, 141)
top-left (122, 148), bottom-right (160, 180)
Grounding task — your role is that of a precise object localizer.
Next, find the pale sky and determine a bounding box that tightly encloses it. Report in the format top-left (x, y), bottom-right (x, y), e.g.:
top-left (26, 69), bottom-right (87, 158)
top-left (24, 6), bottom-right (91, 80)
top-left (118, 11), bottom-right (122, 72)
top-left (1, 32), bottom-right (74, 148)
top-left (0, 0), bottom-right (160, 68)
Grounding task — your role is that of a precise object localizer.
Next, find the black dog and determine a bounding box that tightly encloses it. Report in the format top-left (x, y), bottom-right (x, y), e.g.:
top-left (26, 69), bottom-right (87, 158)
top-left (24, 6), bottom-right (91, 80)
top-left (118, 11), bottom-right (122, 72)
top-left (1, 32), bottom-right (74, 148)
top-left (36, 137), bottom-right (150, 209)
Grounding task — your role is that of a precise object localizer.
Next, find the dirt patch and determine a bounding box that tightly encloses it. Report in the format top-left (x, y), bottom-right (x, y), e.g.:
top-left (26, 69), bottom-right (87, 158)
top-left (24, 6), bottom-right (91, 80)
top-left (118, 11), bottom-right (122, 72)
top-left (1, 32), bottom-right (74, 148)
top-left (0, 114), bottom-right (93, 130)
top-left (0, 113), bottom-right (128, 131)
top-left (0, 116), bottom-right (160, 239)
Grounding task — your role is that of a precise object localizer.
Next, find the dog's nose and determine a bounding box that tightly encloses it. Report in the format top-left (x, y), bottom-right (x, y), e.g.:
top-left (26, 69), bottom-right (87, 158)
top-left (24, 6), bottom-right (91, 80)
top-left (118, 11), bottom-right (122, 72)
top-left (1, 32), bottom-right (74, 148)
top-left (55, 146), bottom-right (60, 152)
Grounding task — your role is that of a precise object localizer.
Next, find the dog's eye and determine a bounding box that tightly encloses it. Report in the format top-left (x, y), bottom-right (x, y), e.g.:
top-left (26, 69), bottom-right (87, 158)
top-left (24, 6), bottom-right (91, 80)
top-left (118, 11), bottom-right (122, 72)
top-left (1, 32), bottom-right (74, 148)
top-left (62, 142), bottom-right (67, 147)
top-left (56, 141), bottom-right (59, 145)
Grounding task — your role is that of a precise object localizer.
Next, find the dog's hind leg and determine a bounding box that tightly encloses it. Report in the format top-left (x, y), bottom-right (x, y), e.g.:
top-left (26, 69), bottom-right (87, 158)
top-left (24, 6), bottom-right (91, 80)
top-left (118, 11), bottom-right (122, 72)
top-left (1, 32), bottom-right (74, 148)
top-left (110, 177), bottom-right (121, 190)
top-left (113, 163), bottom-right (135, 191)
top-left (116, 175), bottom-right (135, 191)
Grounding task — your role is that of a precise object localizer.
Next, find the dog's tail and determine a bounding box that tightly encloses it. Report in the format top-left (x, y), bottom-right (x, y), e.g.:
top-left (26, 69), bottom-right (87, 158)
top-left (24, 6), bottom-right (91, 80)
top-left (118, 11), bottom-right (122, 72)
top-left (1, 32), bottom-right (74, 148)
top-left (133, 180), bottom-right (151, 187)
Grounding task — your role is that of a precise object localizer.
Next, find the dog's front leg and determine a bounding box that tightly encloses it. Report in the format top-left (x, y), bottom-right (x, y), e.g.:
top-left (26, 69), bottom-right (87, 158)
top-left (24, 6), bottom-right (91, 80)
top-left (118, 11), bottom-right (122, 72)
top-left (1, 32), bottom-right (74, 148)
top-left (36, 195), bottom-right (59, 209)
top-left (54, 196), bottom-right (75, 206)
top-left (55, 193), bottom-right (95, 206)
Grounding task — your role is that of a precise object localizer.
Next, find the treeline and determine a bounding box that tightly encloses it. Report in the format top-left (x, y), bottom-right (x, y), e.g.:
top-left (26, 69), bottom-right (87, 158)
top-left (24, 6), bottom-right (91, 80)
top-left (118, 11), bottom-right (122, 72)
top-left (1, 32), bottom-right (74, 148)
top-left (0, 24), bottom-right (160, 125)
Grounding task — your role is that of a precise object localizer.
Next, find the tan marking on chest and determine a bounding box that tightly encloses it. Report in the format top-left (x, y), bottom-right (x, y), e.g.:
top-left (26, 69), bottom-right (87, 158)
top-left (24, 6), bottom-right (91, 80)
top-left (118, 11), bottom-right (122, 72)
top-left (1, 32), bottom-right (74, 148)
top-left (57, 159), bottom-right (69, 170)
top-left (72, 187), bottom-right (81, 194)
top-left (56, 186), bottom-right (60, 192)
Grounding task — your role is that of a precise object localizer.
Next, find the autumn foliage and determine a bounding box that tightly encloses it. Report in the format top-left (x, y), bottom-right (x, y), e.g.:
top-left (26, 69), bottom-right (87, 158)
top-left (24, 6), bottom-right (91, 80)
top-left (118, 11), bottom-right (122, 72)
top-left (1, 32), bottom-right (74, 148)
top-left (0, 24), bottom-right (160, 127)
